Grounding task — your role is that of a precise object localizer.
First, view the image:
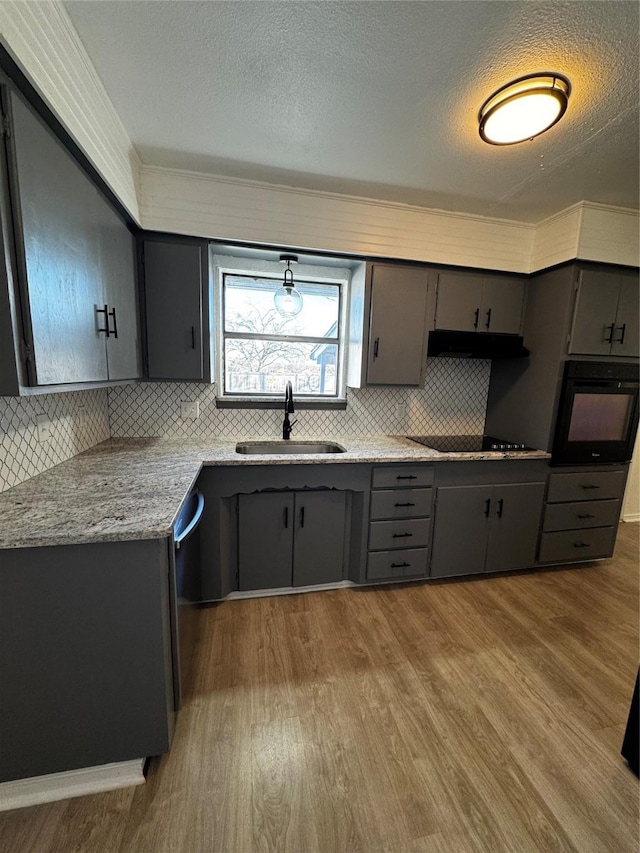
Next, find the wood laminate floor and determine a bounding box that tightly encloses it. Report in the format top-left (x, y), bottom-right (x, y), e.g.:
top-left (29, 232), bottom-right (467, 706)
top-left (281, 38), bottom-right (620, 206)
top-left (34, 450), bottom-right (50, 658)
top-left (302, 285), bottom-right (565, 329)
top-left (1, 523), bottom-right (638, 853)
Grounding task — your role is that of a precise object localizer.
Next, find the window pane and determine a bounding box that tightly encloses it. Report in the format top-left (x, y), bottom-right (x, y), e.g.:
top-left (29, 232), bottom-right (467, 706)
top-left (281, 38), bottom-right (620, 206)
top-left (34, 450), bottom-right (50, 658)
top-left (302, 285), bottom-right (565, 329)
top-left (225, 340), bottom-right (338, 396)
top-left (224, 275), bottom-right (339, 338)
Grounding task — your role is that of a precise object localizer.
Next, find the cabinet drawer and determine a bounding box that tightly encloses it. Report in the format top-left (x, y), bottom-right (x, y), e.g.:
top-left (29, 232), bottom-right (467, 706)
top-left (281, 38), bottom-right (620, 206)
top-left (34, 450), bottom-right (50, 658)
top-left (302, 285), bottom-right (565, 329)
top-left (369, 518), bottom-right (431, 551)
top-left (542, 499), bottom-right (620, 532)
top-left (547, 470), bottom-right (626, 503)
top-left (367, 548), bottom-right (429, 580)
top-left (370, 488), bottom-right (433, 520)
top-left (372, 465), bottom-right (434, 489)
top-left (538, 526), bottom-right (617, 563)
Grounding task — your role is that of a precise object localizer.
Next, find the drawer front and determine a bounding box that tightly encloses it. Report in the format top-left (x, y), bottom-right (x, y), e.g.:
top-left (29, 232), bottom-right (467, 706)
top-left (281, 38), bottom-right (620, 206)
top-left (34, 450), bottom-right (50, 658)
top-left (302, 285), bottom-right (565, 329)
top-left (372, 465), bottom-right (435, 489)
top-left (547, 470), bottom-right (626, 503)
top-left (538, 526), bottom-right (617, 563)
top-left (369, 518), bottom-right (431, 551)
top-left (367, 548), bottom-right (429, 580)
top-left (542, 499), bottom-right (620, 532)
top-left (370, 488), bottom-right (433, 520)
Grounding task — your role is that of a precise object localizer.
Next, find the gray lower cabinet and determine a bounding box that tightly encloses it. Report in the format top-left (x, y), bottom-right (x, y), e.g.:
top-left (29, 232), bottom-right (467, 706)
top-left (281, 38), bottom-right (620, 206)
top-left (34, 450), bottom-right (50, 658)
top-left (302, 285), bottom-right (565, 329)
top-left (430, 482), bottom-right (545, 578)
top-left (238, 490), bottom-right (346, 591)
top-left (141, 236), bottom-right (211, 381)
top-left (0, 83), bottom-right (140, 390)
top-left (0, 539), bottom-right (175, 783)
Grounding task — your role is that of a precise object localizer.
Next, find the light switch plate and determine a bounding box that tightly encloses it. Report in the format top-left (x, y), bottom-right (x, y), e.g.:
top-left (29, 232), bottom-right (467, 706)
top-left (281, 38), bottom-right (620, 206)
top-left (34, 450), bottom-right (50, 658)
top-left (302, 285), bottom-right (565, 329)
top-left (180, 401), bottom-right (200, 420)
top-left (36, 414), bottom-right (51, 442)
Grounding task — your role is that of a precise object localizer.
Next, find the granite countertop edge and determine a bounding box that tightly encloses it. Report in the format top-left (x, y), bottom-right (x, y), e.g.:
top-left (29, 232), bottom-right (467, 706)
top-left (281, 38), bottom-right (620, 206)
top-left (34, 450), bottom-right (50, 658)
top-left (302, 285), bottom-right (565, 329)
top-left (0, 436), bottom-right (551, 550)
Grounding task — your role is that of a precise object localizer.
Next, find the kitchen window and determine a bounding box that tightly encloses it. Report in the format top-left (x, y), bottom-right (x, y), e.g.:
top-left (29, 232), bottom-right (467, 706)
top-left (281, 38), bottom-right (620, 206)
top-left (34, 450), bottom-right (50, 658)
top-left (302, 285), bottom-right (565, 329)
top-left (214, 253), bottom-right (349, 405)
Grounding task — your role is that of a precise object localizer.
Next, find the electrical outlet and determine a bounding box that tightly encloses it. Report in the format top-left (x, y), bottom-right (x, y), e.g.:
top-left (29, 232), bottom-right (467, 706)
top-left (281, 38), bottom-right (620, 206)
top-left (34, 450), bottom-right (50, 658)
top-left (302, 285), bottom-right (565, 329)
top-left (180, 401), bottom-right (200, 420)
top-left (396, 403), bottom-right (407, 419)
top-left (36, 414), bottom-right (51, 442)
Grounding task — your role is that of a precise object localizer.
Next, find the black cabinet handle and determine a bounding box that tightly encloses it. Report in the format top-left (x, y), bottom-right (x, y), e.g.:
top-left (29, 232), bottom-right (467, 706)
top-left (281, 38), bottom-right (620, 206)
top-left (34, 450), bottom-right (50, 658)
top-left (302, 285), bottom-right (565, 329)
top-left (496, 498), bottom-right (504, 518)
top-left (394, 502), bottom-right (415, 507)
top-left (573, 542), bottom-right (590, 548)
top-left (485, 308), bottom-right (492, 330)
top-left (577, 513), bottom-right (596, 519)
top-left (616, 324), bottom-right (627, 345)
top-left (108, 306), bottom-right (118, 339)
top-left (580, 484), bottom-right (600, 490)
top-left (396, 475), bottom-right (417, 480)
top-left (473, 308), bottom-right (480, 329)
top-left (604, 322), bottom-right (615, 343)
top-left (284, 507), bottom-right (288, 528)
top-left (373, 337), bottom-right (380, 358)
top-left (392, 532), bottom-right (413, 538)
top-left (96, 304), bottom-right (110, 337)
top-left (191, 325), bottom-right (196, 349)
top-left (484, 498), bottom-right (491, 517)
top-left (299, 506), bottom-right (305, 529)
top-left (391, 562), bottom-right (411, 569)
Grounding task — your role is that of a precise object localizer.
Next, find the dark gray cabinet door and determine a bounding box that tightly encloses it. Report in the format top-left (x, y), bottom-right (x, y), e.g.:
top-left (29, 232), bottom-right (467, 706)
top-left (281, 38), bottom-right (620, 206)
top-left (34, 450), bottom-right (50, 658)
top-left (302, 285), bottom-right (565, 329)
top-left (142, 239), bottom-right (208, 380)
top-left (430, 485), bottom-right (492, 577)
top-left (367, 264), bottom-right (429, 385)
top-left (9, 90), bottom-right (108, 384)
top-left (98, 199), bottom-right (140, 380)
top-left (611, 272), bottom-right (639, 358)
top-left (293, 491), bottom-right (346, 586)
top-left (482, 277), bottom-right (525, 334)
top-left (435, 272), bottom-right (483, 331)
top-left (238, 492), bottom-right (294, 590)
top-left (569, 270), bottom-right (621, 356)
top-left (485, 482), bottom-right (545, 572)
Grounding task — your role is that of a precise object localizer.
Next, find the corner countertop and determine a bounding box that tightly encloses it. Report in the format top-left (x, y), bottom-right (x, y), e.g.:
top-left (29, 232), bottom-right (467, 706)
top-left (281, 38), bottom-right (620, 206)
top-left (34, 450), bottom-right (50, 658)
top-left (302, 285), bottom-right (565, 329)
top-left (0, 436), bottom-right (550, 550)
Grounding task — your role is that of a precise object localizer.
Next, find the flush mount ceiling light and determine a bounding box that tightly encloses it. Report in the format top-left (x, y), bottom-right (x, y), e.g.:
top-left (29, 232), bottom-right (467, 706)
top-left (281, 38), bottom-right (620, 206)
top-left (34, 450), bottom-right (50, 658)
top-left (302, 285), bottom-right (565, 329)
top-left (478, 72), bottom-right (571, 145)
top-left (274, 254), bottom-right (303, 317)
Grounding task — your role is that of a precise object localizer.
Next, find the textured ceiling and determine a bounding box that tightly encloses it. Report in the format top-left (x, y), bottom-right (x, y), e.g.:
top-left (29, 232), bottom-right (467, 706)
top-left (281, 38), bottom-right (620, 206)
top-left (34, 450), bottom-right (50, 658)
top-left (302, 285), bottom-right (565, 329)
top-left (64, 0), bottom-right (639, 222)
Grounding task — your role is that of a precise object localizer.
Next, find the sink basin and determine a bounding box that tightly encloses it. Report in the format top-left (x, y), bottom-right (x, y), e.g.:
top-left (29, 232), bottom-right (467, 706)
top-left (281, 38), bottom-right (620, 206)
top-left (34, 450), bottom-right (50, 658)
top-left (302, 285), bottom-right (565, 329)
top-left (236, 441), bottom-right (346, 455)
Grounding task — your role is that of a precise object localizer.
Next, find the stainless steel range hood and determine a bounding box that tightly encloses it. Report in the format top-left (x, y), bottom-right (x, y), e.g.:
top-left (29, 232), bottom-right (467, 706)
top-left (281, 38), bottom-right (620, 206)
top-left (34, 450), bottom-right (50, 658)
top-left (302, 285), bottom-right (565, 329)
top-left (427, 330), bottom-right (530, 360)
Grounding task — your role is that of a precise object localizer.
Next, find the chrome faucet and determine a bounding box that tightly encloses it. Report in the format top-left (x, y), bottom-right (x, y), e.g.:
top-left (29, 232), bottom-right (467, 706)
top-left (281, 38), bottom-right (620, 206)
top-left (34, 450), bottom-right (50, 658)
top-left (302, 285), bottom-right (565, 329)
top-left (283, 380), bottom-right (297, 440)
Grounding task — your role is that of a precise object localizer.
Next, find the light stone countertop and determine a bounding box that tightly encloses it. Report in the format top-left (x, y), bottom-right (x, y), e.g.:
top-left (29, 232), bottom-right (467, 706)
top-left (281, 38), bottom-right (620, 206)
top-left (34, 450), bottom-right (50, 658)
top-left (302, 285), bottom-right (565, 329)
top-left (0, 436), bottom-right (550, 550)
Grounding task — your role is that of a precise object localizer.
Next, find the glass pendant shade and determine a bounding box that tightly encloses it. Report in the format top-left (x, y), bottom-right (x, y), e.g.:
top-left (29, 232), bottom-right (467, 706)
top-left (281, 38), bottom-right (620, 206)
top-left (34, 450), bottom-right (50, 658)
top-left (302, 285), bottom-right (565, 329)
top-left (274, 255), bottom-right (303, 317)
top-left (479, 73), bottom-right (571, 145)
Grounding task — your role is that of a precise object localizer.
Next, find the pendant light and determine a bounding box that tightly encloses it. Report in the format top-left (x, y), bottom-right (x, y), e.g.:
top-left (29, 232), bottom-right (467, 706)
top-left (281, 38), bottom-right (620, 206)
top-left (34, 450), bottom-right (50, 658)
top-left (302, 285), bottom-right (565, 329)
top-left (478, 73), bottom-right (571, 145)
top-left (274, 254), bottom-right (303, 317)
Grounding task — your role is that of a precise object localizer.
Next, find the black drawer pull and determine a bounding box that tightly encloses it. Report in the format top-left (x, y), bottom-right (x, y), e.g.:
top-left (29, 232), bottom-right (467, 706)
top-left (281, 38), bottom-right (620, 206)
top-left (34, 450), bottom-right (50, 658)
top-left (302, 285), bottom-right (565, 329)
top-left (284, 507), bottom-right (289, 529)
top-left (604, 322), bottom-right (615, 343)
top-left (391, 562), bottom-right (411, 569)
top-left (392, 532), bottom-right (413, 538)
top-left (394, 502), bottom-right (416, 507)
top-left (577, 513), bottom-right (596, 519)
top-left (191, 325), bottom-right (196, 349)
top-left (485, 308), bottom-right (492, 330)
top-left (299, 506), bottom-right (305, 528)
top-left (373, 337), bottom-right (380, 358)
top-left (580, 484), bottom-right (600, 490)
top-left (496, 498), bottom-right (504, 518)
top-left (473, 308), bottom-right (480, 329)
top-left (616, 323), bottom-right (627, 345)
top-left (573, 542), bottom-right (590, 548)
top-left (396, 475), bottom-right (418, 480)
top-left (96, 304), bottom-right (110, 338)
top-left (484, 498), bottom-right (491, 517)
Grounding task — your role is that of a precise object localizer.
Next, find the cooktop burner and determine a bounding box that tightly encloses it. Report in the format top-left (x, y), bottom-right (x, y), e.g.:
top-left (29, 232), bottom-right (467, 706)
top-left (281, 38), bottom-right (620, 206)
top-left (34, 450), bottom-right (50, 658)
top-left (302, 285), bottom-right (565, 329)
top-left (406, 434), bottom-right (535, 453)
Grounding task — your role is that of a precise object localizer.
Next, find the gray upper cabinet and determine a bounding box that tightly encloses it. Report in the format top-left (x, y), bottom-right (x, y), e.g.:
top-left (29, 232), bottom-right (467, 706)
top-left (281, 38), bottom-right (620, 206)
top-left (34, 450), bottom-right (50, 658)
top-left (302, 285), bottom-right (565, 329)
top-left (141, 237), bottom-right (211, 381)
top-left (1, 85), bottom-right (139, 388)
top-left (366, 264), bottom-right (430, 385)
top-left (435, 271), bottom-right (525, 334)
top-left (569, 268), bottom-right (639, 358)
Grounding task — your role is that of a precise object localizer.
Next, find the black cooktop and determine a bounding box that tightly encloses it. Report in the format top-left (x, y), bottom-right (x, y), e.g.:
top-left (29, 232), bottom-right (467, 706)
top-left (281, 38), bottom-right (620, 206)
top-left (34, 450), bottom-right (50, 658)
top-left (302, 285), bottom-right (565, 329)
top-left (406, 434), bottom-right (535, 453)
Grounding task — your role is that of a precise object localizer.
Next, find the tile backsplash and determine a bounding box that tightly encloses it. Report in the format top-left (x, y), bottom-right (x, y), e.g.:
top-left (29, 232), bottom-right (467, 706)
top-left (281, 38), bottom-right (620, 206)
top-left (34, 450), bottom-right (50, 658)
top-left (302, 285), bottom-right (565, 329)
top-left (108, 358), bottom-right (491, 440)
top-left (0, 390), bottom-right (110, 493)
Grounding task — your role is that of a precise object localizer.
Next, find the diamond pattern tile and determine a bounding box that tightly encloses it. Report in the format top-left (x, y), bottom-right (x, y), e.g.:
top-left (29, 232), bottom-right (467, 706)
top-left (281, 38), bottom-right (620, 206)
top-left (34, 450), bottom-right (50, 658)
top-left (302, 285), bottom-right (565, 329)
top-left (0, 390), bottom-right (110, 493)
top-left (107, 359), bottom-right (490, 440)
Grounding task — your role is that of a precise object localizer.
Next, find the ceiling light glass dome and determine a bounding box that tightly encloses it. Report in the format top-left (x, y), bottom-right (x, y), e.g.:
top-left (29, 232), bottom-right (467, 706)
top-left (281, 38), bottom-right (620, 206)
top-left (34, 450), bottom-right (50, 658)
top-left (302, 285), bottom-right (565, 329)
top-left (479, 73), bottom-right (571, 145)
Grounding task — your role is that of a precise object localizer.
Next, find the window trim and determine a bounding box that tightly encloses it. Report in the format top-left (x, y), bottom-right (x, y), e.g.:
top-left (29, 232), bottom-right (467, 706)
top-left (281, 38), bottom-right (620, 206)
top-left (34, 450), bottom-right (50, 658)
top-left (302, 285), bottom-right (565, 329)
top-left (213, 253), bottom-right (350, 406)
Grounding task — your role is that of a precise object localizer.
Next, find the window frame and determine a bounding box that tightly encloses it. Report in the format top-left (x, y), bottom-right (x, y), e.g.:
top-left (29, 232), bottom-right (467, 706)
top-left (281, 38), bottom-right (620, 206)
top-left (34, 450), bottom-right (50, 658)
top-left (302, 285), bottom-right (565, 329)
top-left (213, 252), bottom-right (350, 407)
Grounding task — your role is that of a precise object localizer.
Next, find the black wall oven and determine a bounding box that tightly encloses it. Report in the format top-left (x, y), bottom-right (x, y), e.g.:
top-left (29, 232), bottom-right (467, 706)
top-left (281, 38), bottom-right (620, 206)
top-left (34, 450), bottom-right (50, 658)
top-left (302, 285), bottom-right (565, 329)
top-left (552, 361), bottom-right (639, 465)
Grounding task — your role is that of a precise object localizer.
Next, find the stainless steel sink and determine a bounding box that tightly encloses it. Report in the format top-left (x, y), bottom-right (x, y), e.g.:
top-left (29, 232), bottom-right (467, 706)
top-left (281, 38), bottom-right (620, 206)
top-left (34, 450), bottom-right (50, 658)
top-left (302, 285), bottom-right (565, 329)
top-left (236, 440), bottom-right (346, 455)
